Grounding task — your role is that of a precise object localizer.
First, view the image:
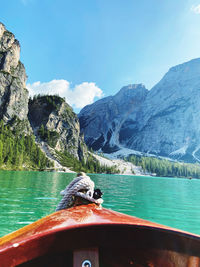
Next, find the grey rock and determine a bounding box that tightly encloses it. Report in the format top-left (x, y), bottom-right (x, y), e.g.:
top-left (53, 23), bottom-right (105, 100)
top-left (79, 84), bottom-right (148, 153)
top-left (28, 96), bottom-right (88, 160)
top-left (0, 23), bottom-right (5, 39)
top-left (0, 22), bottom-right (30, 132)
top-left (79, 58), bottom-right (200, 162)
top-left (128, 58), bottom-right (200, 161)
top-left (0, 22), bottom-right (92, 167)
top-left (0, 22), bottom-right (89, 165)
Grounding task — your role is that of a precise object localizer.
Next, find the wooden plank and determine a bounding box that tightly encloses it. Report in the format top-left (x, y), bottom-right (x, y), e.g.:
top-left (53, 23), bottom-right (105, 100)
top-left (73, 247), bottom-right (99, 267)
top-left (187, 256), bottom-right (200, 267)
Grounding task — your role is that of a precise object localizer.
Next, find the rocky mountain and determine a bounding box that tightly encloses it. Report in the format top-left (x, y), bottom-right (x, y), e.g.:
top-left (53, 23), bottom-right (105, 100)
top-left (79, 58), bottom-right (200, 163)
top-left (3, 21), bottom-right (200, 169)
top-left (0, 23), bottom-right (30, 132)
top-left (28, 95), bottom-right (87, 160)
top-left (0, 22), bottom-right (88, 169)
top-left (127, 58), bottom-right (200, 162)
top-left (79, 84), bottom-right (148, 153)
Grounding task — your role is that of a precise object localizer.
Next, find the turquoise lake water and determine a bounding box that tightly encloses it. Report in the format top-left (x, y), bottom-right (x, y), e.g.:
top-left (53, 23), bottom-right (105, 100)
top-left (0, 170), bottom-right (200, 237)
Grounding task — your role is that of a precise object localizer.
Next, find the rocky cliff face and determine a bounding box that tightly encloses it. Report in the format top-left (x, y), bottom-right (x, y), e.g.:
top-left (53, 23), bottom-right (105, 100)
top-left (128, 58), bottom-right (200, 162)
top-left (79, 58), bottom-right (200, 163)
top-left (0, 23), bottom-right (88, 165)
top-left (28, 95), bottom-right (87, 160)
top-left (79, 84), bottom-right (148, 153)
top-left (0, 23), bottom-right (29, 129)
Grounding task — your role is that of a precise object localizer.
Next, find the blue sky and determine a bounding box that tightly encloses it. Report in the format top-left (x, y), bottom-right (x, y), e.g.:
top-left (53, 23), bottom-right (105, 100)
top-left (1, 0), bottom-right (200, 112)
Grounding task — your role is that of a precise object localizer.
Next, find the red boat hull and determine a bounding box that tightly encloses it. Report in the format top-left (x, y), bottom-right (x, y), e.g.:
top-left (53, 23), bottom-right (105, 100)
top-left (0, 204), bottom-right (200, 267)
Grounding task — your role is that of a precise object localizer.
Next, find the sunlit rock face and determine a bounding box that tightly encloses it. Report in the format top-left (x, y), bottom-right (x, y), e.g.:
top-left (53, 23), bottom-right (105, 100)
top-left (79, 58), bottom-right (200, 162)
top-left (79, 84), bottom-right (148, 153)
top-left (0, 22), bottom-right (88, 162)
top-left (128, 58), bottom-right (200, 162)
top-left (0, 22), bottom-right (29, 126)
top-left (28, 95), bottom-right (88, 160)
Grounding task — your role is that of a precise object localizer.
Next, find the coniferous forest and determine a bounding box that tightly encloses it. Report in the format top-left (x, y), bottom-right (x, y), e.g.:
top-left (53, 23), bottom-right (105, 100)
top-left (127, 154), bottom-right (200, 178)
top-left (2, 112), bottom-right (200, 177)
top-left (56, 150), bottom-right (120, 174)
top-left (0, 119), bottom-right (119, 173)
top-left (0, 120), bottom-right (53, 170)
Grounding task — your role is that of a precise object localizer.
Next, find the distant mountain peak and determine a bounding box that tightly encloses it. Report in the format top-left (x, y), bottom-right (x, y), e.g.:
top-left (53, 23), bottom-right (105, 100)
top-left (80, 58), bottom-right (200, 163)
top-left (120, 83), bottom-right (146, 90)
top-left (79, 83), bottom-right (148, 153)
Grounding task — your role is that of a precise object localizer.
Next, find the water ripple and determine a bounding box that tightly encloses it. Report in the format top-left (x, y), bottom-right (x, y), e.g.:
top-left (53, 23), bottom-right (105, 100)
top-left (0, 171), bottom-right (200, 237)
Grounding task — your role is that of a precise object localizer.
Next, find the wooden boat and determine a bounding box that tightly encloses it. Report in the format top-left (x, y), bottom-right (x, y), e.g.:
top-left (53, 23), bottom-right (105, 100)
top-left (0, 203), bottom-right (200, 267)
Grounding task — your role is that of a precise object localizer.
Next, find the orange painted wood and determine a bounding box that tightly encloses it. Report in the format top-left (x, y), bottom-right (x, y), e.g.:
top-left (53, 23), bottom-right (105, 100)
top-left (73, 247), bottom-right (99, 267)
top-left (187, 256), bottom-right (200, 267)
top-left (0, 204), bottom-right (200, 267)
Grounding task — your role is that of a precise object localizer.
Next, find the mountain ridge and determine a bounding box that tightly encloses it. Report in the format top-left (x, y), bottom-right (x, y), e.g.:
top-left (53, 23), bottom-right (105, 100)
top-left (79, 58), bottom-right (200, 163)
top-left (0, 23), bottom-right (92, 172)
top-left (2, 21), bottom-right (200, 175)
top-left (0, 22), bottom-right (127, 174)
top-left (79, 83), bottom-right (148, 153)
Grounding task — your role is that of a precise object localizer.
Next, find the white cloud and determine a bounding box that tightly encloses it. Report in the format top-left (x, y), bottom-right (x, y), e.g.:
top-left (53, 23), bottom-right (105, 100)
top-left (67, 82), bottom-right (103, 108)
top-left (27, 79), bottom-right (103, 109)
top-left (191, 4), bottom-right (200, 14)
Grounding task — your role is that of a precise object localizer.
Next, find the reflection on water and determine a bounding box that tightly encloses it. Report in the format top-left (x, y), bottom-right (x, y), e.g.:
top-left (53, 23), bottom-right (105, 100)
top-left (0, 171), bottom-right (200, 236)
top-left (0, 171), bottom-right (76, 236)
top-left (90, 174), bottom-right (200, 235)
